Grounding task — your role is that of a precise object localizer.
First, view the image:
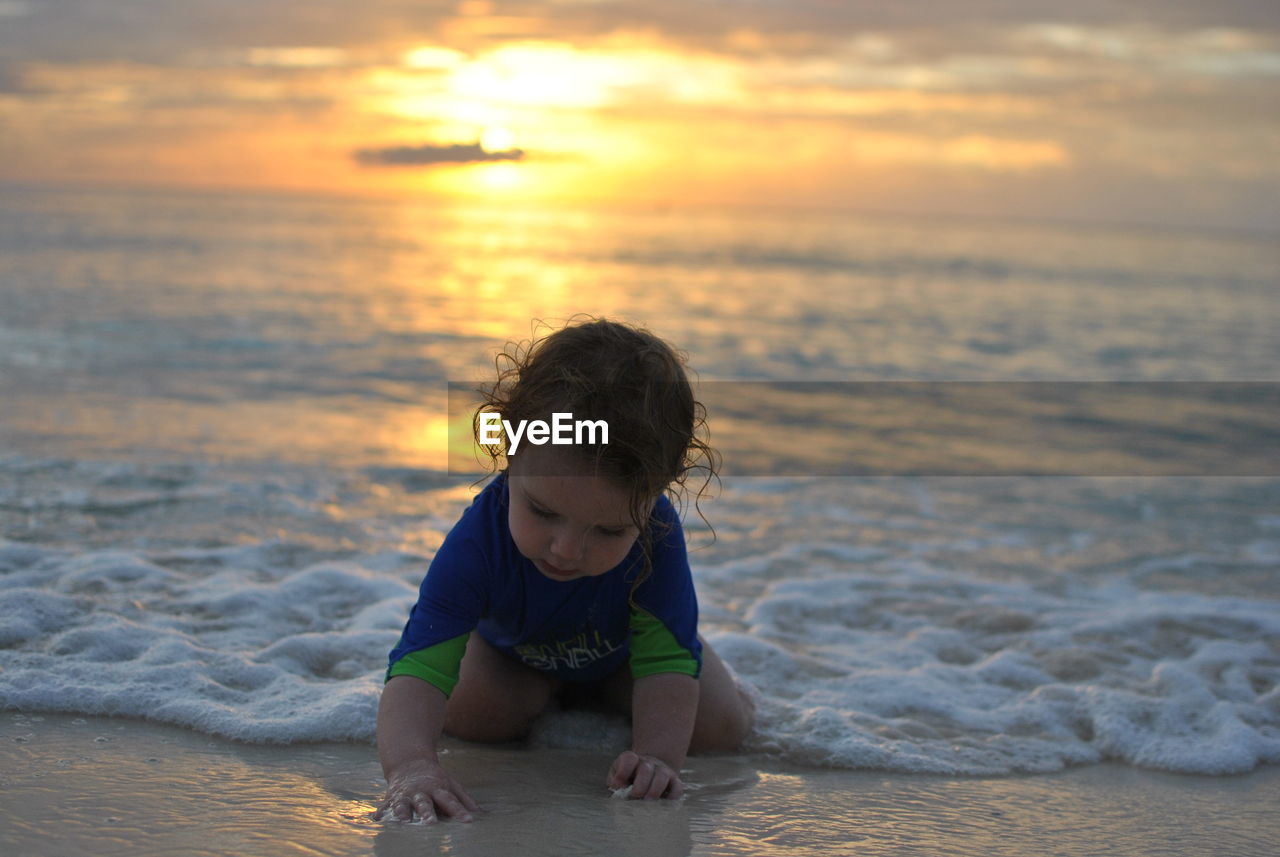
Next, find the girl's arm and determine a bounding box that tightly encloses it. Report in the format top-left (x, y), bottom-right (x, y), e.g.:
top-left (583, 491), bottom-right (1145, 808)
top-left (607, 672), bottom-right (699, 799)
top-left (376, 675), bottom-right (479, 823)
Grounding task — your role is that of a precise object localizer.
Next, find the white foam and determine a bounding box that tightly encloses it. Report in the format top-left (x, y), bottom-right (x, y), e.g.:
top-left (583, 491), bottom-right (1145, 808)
top-left (0, 539), bottom-right (414, 743)
top-left (2, 472), bottom-right (1279, 777)
top-left (715, 566), bottom-right (1280, 775)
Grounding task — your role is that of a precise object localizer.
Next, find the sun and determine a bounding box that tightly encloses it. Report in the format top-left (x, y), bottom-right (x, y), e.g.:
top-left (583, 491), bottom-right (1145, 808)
top-left (480, 127), bottom-right (517, 153)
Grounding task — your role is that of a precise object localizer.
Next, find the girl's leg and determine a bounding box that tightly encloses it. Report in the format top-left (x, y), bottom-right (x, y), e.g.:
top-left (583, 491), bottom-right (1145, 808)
top-left (444, 634), bottom-right (560, 743)
top-left (580, 637), bottom-right (754, 753)
top-left (688, 637), bottom-right (754, 753)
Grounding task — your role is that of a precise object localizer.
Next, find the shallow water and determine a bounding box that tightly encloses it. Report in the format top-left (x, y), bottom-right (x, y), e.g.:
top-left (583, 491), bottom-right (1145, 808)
top-left (3, 714), bottom-right (1278, 857)
top-left (1, 185), bottom-right (1278, 776)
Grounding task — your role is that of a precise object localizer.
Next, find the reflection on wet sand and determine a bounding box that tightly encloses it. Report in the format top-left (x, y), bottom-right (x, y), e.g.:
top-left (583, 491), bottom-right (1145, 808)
top-left (4, 714), bottom-right (1277, 857)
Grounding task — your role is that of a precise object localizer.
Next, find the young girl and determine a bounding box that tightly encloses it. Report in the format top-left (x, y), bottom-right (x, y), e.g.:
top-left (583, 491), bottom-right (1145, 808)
top-left (376, 318), bottom-right (753, 823)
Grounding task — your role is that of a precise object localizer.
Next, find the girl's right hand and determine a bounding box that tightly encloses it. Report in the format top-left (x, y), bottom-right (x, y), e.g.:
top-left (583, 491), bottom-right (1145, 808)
top-left (376, 758), bottom-right (480, 824)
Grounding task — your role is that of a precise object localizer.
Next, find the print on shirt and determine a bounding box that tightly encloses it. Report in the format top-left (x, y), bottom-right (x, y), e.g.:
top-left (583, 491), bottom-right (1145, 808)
top-left (513, 628), bottom-right (623, 673)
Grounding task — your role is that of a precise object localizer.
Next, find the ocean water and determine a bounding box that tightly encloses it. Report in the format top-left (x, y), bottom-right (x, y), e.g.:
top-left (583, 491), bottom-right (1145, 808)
top-left (1, 184), bottom-right (1278, 775)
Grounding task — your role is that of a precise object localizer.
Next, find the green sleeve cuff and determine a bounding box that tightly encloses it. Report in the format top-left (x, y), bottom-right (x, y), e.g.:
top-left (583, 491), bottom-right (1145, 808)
top-left (629, 609), bottom-right (700, 679)
top-left (386, 632), bottom-right (470, 697)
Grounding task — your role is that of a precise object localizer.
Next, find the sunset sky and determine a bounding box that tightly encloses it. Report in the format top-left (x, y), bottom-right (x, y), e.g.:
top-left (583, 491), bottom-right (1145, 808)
top-left (2, 0), bottom-right (1277, 231)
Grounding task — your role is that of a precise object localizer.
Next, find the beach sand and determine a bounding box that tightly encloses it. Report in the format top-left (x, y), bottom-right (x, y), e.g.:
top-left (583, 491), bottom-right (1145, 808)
top-left (3, 713), bottom-right (1277, 857)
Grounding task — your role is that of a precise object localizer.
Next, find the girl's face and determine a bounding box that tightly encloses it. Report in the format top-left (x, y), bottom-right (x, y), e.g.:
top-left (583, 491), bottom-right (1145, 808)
top-left (506, 449), bottom-right (645, 582)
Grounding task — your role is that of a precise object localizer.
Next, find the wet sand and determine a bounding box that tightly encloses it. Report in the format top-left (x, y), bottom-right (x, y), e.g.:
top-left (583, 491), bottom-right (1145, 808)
top-left (2, 712), bottom-right (1277, 857)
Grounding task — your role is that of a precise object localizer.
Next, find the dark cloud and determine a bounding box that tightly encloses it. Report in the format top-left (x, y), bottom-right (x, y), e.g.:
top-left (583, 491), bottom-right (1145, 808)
top-left (0, 62), bottom-right (36, 93)
top-left (354, 142), bottom-right (526, 167)
top-left (6, 1), bottom-right (1276, 64)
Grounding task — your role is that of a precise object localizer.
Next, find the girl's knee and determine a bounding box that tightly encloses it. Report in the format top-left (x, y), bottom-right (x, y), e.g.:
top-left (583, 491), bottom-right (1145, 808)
top-left (445, 681), bottom-right (553, 742)
top-left (690, 683), bottom-right (754, 753)
top-left (445, 636), bottom-right (557, 742)
top-left (444, 703), bottom-right (532, 743)
top-left (689, 640), bottom-right (755, 753)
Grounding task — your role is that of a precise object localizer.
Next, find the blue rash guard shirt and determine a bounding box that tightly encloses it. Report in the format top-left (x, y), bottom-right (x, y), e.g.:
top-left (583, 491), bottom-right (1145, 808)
top-left (386, 472), bottom-right (702, 697)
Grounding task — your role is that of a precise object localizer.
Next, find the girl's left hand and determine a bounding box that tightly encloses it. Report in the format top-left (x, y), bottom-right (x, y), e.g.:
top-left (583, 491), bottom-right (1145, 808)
top-left (606, 750), bottom-right (684, 800)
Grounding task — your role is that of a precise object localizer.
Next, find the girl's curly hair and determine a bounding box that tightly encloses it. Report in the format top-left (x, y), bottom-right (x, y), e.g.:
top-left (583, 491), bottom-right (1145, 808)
top-left (473, 316), bottom-right (719, 589)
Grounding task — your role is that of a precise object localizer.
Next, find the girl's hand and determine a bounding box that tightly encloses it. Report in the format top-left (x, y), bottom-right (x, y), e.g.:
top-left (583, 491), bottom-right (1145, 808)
top-left (606, 750), bottom-right (685, 800)
top-left (376, 757), bottom-right (480, 824)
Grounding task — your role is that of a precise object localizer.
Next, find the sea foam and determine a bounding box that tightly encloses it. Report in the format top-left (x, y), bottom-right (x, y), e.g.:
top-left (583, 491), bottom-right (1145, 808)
top-left (2, 533), bottom-right (1277, 775)
top-left (713, 560), bottom-right (1280, 775)
top-left (0, 539), bottom-right (410, 743)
